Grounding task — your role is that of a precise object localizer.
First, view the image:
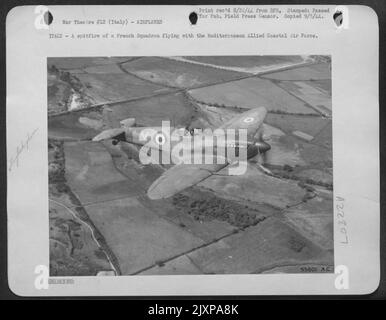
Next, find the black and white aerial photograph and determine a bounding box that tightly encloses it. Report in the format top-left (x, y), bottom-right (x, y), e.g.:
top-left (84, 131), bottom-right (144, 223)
top-left (47, 55), bottom-right (333, 276)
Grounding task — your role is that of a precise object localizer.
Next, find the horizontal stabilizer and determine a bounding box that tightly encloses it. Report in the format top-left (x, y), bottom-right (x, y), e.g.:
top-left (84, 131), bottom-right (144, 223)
top-left (92, 128), bottom-right (125, 142)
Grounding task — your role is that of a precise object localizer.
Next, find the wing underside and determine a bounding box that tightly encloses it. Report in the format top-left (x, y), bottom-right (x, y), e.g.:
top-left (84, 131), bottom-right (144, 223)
top-left (147, 163), bottom-right (227, 199)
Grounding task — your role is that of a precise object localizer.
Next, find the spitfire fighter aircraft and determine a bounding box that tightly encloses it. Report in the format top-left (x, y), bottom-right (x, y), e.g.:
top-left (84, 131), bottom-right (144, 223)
top-left (92, 107), bottom-right (271, 200)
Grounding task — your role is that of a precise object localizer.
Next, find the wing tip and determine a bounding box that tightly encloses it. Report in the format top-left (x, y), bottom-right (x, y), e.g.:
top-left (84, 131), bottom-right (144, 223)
top-left (92, 133), bottom-right (103, 142)
top-left (147, 188), bottom-right (174, 200)
top-left (147, 179), bottom-right (171, 200)
top-left (147, 189), bottom-right (162, 200)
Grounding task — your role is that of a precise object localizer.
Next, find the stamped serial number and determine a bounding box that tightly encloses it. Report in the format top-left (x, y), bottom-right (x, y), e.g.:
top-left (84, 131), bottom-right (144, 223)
top-left (336, 196), bottom-right (348, 244)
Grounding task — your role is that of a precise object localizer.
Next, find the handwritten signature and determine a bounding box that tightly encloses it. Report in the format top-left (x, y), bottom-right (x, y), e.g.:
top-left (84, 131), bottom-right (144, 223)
top-left (8, 128), bottom-right (39, 172)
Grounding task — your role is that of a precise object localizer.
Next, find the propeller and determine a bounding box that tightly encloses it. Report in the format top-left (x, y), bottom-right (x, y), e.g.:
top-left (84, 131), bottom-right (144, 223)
top-left (251, 126), bottom-right (273, 175)
top-left (255, 141), bottom-right (271, 165)
top-left (256, 146), bottom-right (264, 165)
top-left (253, 126), bottom-right (271, 165)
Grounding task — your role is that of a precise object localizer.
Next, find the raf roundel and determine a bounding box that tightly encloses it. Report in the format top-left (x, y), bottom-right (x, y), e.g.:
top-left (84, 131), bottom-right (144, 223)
top-left (243, 117), bottom-right (255, 123)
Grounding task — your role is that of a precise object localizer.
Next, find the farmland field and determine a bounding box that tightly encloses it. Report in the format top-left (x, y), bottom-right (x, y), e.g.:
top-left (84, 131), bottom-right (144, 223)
top-left (81, 197), bottom-right (205, 275)
top-left (49, 201), bottom-right (113, 276)
top-left (261, 63), bottom-right (331, 81)
top-left (182, 55), bottom-right (308, 73)
top-left (265, 113), bottom-right (330, 136)
top-left (74, 73), bottom-right (170, 104)
top-left (64, 141), bottom-right (142, 205)
top-left (188, 77), bottom-right (319, 115)
top-left (187, 217), bottom-right (332, 274)
top-left (303, 79), bottom-right (332, 96)
top-left (101, 92), bottom-right (198, 127)
top-left (121, 57), bottom-right (246, 88)
top-left (48, 57), bottom-right (136, 70)
top-left (276, 81), bottom-right (332, 116)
